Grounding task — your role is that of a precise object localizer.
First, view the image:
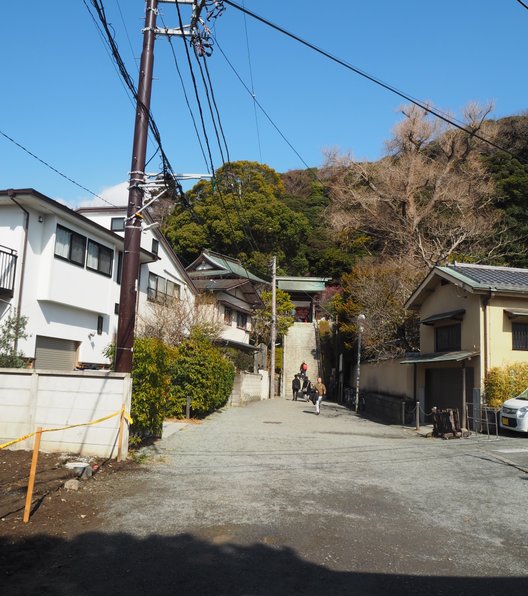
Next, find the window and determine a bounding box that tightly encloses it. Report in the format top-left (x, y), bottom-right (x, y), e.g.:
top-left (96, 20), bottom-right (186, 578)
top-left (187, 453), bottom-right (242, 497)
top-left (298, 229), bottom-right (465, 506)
top-left (87, 240), bottom-right (113, 276)
top-left (513, 323), bottom-right (528, 350)
top-left (237, 312), bottom-right (248, 330)
top-left (111, 217), bottom-right (125, 232)
top-left (54, 225), bottom-right (86, 267)
top-left (97, 316), bottom-right (104, 335)
top-left (435, 323), bottom-right (461, 352)
top-left (148, 273), bottom-right (179, 304)
top-left (224, 307), bottom-right (233, 325)
top-left (151, 239), bottom-right (159, 255)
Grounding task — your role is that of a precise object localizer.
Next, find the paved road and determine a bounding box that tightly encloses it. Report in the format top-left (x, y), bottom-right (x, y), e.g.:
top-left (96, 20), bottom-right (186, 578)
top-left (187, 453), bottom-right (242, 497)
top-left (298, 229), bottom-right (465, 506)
top-left (10, 398), bottom-right (528, 594)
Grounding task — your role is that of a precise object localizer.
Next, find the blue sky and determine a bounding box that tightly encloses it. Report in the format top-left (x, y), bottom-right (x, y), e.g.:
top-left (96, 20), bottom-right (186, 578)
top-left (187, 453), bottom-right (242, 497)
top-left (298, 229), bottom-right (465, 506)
top-left (1, 1), bottom-right (527, 208)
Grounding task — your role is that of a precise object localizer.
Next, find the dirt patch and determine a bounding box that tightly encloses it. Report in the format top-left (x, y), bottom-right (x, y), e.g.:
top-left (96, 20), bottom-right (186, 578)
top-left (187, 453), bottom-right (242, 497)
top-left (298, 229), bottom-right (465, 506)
top-left (0, 449), bottom-right (140, 540)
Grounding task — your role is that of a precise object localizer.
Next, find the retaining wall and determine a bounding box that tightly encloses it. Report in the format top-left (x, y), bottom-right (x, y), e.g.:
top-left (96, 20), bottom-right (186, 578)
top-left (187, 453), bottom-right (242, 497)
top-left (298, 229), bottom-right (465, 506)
top-left (230, 370), bottom-right (269, 406)
top-left (0, 369), bottom-right (131, 458)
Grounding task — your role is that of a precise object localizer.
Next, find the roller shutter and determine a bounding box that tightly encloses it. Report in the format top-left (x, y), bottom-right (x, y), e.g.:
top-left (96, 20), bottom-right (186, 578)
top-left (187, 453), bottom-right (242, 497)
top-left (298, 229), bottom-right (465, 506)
top-left (35, 336), bottom-right (79, 371)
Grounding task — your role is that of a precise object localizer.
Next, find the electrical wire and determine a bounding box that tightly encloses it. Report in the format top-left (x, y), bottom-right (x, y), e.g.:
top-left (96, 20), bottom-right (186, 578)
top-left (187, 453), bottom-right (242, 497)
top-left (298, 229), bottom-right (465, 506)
top-left (87, 0), bottom-right (186, 202)
top-left (115, 0), bottom-right (140, 70)
top-left (172, 0), bottom-right (260, 257)
top-left (515, 0), bottom-right (528, 10)
top-left (0, 129), bottom-right (117, 206)
top-left (223, 0), bottom-right (525, 163)
top-left (174, 0), bottom-right (217, 177)
top-left (159, 12), bottom-right (210, 173)
top-left (214, 35), bottom-right (313, 173)
top-left (193, 53), bottom-right (227, 164)
top-left (199, 54), bottom-right (231, 163)
top-left (241, 0), bottom-right (263, 163)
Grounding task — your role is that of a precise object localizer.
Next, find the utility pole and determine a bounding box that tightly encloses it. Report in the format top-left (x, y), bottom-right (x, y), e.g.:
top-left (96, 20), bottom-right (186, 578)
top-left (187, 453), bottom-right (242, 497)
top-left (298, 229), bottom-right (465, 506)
top-left (115, 1), bottom-right (208, 373)
top-left (269, 255), bottom-right (277, 399)
top-left (115, 0), bottom-right (159, 373)
top-left (355, 314), bottom-right (366, 411)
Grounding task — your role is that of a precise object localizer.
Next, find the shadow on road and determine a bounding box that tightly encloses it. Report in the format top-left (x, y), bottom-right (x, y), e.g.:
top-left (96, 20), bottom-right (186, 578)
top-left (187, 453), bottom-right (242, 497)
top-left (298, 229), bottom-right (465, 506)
top-left (1, 532), bottom-right (526, 595)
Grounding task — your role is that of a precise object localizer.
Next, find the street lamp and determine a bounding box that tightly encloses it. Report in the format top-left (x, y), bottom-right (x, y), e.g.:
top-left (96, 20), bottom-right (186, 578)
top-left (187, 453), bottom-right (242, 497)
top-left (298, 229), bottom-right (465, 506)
top-left (355, 314), bottom-right (366, 412)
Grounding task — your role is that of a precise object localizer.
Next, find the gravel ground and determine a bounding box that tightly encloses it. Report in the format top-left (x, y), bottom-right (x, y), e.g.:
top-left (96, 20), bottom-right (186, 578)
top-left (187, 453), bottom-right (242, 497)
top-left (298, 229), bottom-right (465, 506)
top-left (2, 397), bottom-right (528, 595)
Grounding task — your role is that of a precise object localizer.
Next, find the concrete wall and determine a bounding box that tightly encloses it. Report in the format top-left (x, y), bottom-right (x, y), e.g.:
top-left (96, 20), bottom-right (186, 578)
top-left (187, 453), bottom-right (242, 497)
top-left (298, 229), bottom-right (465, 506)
top-left (229, 370), bottom-right (269, 406)
top-left (0, 369), bottom-right (131, 458)
top-left (360, 358), bottom-right (414, 398)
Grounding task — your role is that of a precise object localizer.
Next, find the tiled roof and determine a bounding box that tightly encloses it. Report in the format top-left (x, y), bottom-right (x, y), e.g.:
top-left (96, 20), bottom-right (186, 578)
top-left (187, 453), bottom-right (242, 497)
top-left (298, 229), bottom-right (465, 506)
top-left (444, 264), bottom-right (528, 290)
top-left (187, 250), bottom-right (268, 284)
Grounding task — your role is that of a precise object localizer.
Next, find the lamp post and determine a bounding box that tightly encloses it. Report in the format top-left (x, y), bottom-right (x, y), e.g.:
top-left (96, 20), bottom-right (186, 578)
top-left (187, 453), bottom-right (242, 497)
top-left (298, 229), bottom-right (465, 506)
top-left (355, 314), bottom-right (366, 411)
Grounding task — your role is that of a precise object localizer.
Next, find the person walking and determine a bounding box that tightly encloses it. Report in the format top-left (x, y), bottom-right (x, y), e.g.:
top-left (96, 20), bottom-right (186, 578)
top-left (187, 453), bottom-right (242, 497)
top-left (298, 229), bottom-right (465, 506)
top-left (313, 377), bottom-right (327, 415)
top-left (292, 374), bottom-right (301, 401)
top-left (299, 361), bottom-right (308, 378)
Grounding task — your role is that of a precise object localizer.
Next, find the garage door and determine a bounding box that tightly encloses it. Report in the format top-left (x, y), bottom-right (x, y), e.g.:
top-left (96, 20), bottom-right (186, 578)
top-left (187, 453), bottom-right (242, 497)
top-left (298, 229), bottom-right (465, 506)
top-left (35, 336), bottom-right (79, 371)
top-left (425, 367), bottom-right (474, 420)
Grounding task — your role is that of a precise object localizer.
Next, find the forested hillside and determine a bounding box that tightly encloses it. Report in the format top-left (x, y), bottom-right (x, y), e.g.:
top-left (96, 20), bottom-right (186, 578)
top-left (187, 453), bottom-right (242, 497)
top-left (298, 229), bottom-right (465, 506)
top-left (159, 106), bottom-right (528, 356)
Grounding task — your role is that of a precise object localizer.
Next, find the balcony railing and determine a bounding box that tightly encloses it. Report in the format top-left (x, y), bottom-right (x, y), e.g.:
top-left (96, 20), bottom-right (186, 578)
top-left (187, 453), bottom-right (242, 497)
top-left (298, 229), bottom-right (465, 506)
top-left (0, 245), bottom-right (17, 297)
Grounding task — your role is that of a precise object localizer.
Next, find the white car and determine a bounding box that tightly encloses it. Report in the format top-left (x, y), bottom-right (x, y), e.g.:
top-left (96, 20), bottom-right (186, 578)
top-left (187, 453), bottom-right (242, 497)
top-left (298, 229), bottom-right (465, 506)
top-left (500, 389), bottom-right (528, 433)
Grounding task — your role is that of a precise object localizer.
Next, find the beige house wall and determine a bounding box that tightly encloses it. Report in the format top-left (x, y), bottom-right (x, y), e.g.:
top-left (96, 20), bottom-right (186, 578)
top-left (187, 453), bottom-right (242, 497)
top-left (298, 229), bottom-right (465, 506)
top-left (361, 358), bottom-right (414, 398)
top-left (487, 296), bottom-right (528, 369)
top-left (419, 282), bottom-right (481, 354)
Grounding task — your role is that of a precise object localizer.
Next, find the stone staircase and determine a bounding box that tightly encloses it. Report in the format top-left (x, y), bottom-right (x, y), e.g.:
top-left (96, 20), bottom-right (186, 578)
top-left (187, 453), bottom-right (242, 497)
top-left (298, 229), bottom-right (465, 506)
top-left (282, 322), bottom-right (320, 397)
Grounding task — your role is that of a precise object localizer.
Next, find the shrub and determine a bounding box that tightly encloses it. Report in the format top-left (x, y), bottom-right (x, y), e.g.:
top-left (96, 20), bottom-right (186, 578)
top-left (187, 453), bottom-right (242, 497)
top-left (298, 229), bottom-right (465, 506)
top-left (485, 362), bottom-right (528, 408)
top-left (130, 337), bottom-right (175, 442)
top-left (166, 329), bottom-right (235, 418)
top-left (0, 311), bottom-right (29, 368)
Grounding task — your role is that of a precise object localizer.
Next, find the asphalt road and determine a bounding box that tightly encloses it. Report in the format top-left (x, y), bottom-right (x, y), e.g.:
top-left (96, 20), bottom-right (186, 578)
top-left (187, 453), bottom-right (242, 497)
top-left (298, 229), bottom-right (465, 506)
top-left (6, 398), bottom-right (528, 595)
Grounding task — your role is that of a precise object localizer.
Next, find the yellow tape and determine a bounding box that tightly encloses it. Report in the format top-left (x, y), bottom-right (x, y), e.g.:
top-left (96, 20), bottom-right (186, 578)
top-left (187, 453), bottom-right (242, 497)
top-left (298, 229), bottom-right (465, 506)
top-left (0, 407), bottom-right (133, 450)
top-left (0, 432), bottom-right (36, 450)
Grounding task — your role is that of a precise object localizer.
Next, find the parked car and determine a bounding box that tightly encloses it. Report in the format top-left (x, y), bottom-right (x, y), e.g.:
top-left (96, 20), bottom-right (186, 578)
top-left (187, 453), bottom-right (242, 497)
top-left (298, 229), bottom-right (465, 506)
top-left (500, 388), bottom-right (528, 433)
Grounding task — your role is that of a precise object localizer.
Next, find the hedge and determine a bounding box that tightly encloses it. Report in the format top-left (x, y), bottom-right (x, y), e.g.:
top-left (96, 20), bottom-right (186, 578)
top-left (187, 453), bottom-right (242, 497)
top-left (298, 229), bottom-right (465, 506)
top-left (485, 362), bottom-right (528, 409)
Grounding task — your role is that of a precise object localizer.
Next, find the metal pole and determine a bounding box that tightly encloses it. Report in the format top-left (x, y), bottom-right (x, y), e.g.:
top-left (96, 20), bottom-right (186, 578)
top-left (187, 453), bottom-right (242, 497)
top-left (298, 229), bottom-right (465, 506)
top-left (354, 314), bottom-right (365, 411)
top-left (269, 255), bottom-right (276, 399)
top-left (415, 400), bottom-right (420, 431)
top-left (461, 361), bottom-right (467, 430)
top-left (116, 0), bottom-right (159, 373)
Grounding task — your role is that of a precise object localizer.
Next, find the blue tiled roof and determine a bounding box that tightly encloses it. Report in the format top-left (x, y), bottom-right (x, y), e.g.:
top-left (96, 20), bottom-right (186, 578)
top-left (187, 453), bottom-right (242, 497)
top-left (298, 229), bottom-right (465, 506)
top-left (443, 264), bottom-right (528, 291)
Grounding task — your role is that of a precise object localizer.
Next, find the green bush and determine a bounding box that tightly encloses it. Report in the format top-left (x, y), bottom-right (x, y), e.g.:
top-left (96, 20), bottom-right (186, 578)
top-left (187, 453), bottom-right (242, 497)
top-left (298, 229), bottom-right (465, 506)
top-left (130, 337), bottom-right (175, 442)
top-left (485, 362), bottom-right (528, 408)
top-left (0, 311), bottom-right (29, 368)
top-left (166, 329), bottom-right (235, 418)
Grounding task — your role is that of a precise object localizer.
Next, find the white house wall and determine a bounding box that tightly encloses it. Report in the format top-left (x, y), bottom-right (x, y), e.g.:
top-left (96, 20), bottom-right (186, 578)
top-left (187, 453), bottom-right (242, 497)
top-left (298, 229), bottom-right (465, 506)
top-left (1, 202), bottom-right (120, 367)
top-left (79, 209), bottom-right (196, 324)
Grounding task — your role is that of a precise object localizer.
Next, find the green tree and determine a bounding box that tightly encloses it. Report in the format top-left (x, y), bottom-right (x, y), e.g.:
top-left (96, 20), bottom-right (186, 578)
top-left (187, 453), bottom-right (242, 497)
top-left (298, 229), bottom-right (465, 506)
top-left (129, 337), bottom-right (174, 442)
top-left (0, 311), bottom-right (29, 368)
top-left (281, 168), bottom-right (359, 278)
top-left (163, 161), bottom-right (309, 275)
top-left (484, 153), bottom-right (528, 267)
top-left (252, 288), bottom-right (295, 346)
top-left (167, 329), bottom-right (235, 418)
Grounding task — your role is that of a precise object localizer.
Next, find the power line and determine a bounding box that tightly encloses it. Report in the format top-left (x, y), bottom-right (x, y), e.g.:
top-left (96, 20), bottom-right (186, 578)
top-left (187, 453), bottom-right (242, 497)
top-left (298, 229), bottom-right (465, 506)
top-left (241, 0), bottom-right (263, 163)
top-left (87, 0), bottom-right (185, 201)
top-left (223, 0), bottom-right (524, 163)
top-left (115, 0), bottom-right (140, 70)
top-left (174, 5), bottom-right (262, 257)
top-left (214, 36), bottom-right (313, 172)
top-left (0, 129), bottom-right (116, 206)
top-left (194, 53), bottom-right (228, 164)
top-left (159, 12), bottom-right (210, 173)
top-left (515, 0), bottom-right (528, 10)
top-left (199, 54), bottom-right (231, 164)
